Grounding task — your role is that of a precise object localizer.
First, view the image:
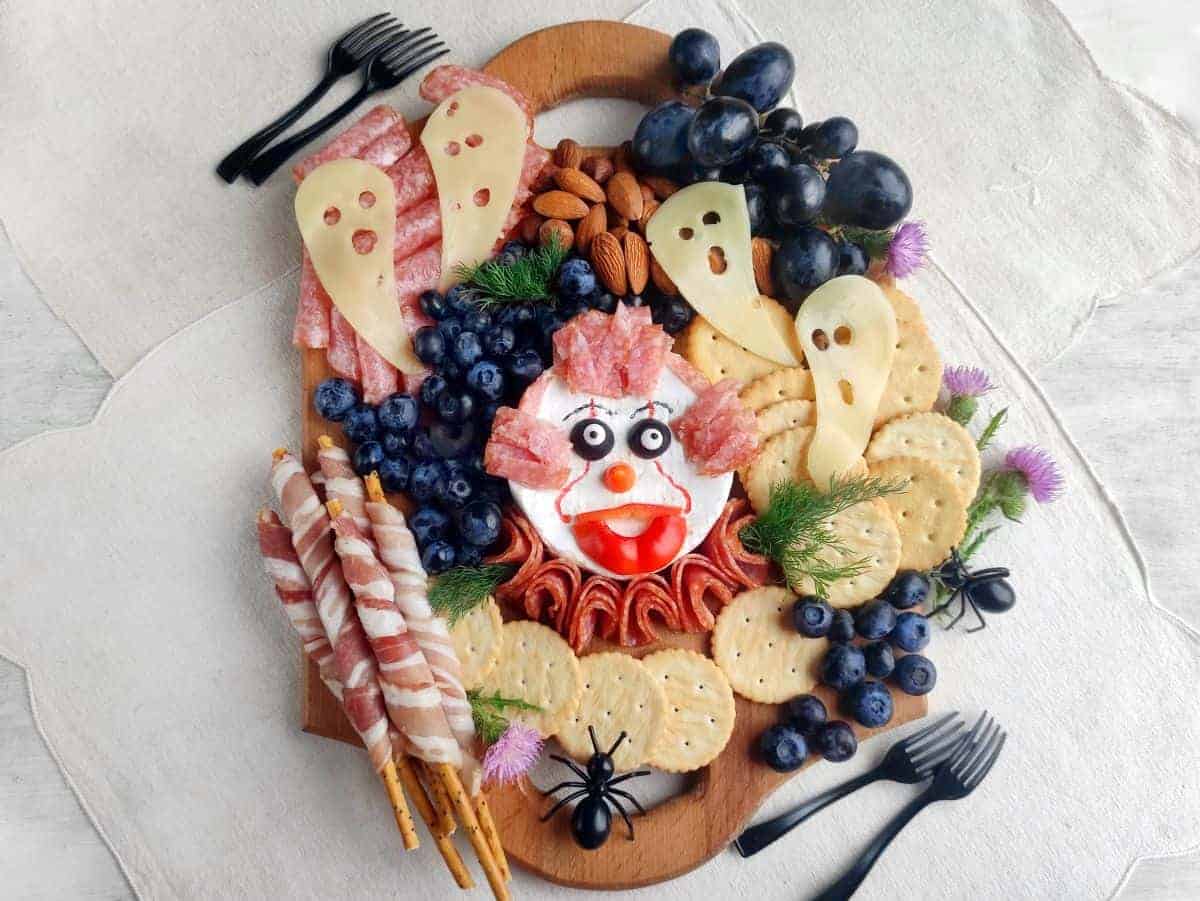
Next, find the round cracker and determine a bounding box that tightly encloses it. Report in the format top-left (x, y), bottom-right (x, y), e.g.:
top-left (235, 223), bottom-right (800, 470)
top-left (641, 649), bottom-right (736, 773)
top-left (477, 620), bottom-right (582, 738)
top-left (867, 412), bottom-right (982, 503)
top-left (711, 586), bottom-right (823, 704)
top-left (743, 426), bottom-right (813, 513)
top-left (740, 366), bottom-right (815, 411)
top-left (677, 316), bottom-right (785, 386)
top-left (881, 282), bottom-right (926, 330)
top-left (449, 596), bottom-right (503, 690)
top-left (756, 398), bottom-right (815, 441)
top-left (869, 457), bottom-right (967, 570)
top-left (875, 320), bottom-right (942, 426)
top-left (557, 653), bottom-right (667, 772)
top-left (790, 499), bottom-right (901, 608)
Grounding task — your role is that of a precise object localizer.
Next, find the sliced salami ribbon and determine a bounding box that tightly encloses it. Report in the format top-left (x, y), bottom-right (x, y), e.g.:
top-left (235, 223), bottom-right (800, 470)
top-left (522, 558), bottom-right (581, 633)
top-left (619, 574), bottom-right (682, 646)
top-left (699, 498), bottom-right (771, 589)
top-left (567, 576), bottom-right (621, 653)
top-left (670, 554), bottom-right (735, 632)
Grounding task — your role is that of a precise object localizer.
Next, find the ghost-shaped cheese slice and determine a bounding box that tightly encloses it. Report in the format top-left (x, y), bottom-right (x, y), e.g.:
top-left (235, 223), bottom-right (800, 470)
top-left (795, 275), bottom-right (898, 487)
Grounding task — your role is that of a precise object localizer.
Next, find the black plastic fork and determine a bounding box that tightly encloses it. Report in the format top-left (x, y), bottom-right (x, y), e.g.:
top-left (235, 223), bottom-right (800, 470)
top-left (216, 14), bottom-right (404, 183)
top-left (812, 711), bottom-right (1007, 901)
top-left (244, 29), bottom-right (449, 185)
top-left (734, 712), bottom-right (964, 858)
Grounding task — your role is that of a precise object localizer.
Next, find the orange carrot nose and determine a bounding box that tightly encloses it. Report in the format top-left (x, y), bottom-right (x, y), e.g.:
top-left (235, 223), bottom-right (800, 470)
top-left (602, 462), bottom-right (637, 493)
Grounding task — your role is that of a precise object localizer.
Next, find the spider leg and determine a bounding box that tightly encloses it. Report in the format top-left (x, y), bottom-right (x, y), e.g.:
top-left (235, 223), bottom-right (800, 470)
top-left (605, 769), bottom-right (651, 788)
top-left (929, 588), bottom-right (963, 621)
top-left (607, 731), bottom-right (629, 757)
top-left (945, 590), bottom-right (971, 630)
top-left (540, 788), bottom-right (589, 822)
top-left (543, 780), bottom-right (588, 796)
top-left (965, 597), bottom-right (989, 633)
top-left (604, 792), bottom-right (637, 840)
top-left (607, 787), bottom-right (647, 816)
top-left (588, 725), bottom-right (601, 756)
top-left (549, 754), bottom-right (590, 782)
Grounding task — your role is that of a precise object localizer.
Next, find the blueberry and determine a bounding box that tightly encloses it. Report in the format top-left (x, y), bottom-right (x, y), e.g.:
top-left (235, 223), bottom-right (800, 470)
top-left (413, 326), bottom-right (446, 366)
top-left (632, 101), bottom-right (696, 177)
top-left (687, 96), bottom-right (759, 168)
top-left (557, 258), bottom-right (597, 301)
top-left (377, 455), bottom-right (411, 492)
top-left (772, 227), bottom-right (839, 303)
top-left (421, 539), bottom-right (457, 574)
top-left (438, 470), bottom-right (475, 508)
top-left (437, 318), bottom-right (463, 348)
top-left (483, 325), bottom-right (517, 358)
top-left (855, 600), bottom-right (898, 641)
top-left (785, 694), bottom-right (828, 737)
top-left (748, 141), bottom-right (791, 181)
top-left (814, 721), bottom-right (858, 762)
top-left (590, 291), bottom-right (618, 314)
top-left (809, 116), bottom-right (858, 160)
top-left (444, 284), bottom-right (476, 316)
top-left (508, 348), bottom-right (545, 383)
top-left (410, 506), bottom-right (450, 546)
top-left (864, 641), bottom-right (896, 679)
top-left (420, 374), bottom-right (449, 410)
top-left (436, 390), bottom-right (475, 424)
top-left (743, 182), bottom-right (770, 235)
top-left (847, 681), bottom-right (893, 729)
top-left (882, 570), bottom-right (931, 609)
top-left (466, 360), bottom-right (506, 401)
top-left (558, 297), bottom-right (587, 322)
top-left (313, 378), bottom-right (360, 422)
top-left (824, 151), bottom-right (913, 230)
top-left (419, 290), bottom-right (449, 321)
top-left (762, 107), bottom-right (803, 142)
top-left (892, 654), bottom-right (937, 696)
top-left (821, 644), bottom-right (867, 692)
top-left (350, 440), bottom-right (385, 476)
top-left (463, 309), bottom-right (492, 335)
top-left (837, 240), bottom-right (870, 276)
top-left (409, 460), bottom-right (447, 504)
top-left (712, 42), bottom-right (795, 113)
top-left (456, 543), bottom-right (484, 567)
top-left (499, 240), bottom-right (528, 262)
top-left (381, 431), bottom-right (409, 458)
top-left (651, 296), bottom-right (694, 336)
top-left (410, 430), bottom-right (437, 461)
top-left (768, 164), bottom-right (826, 227)
top-left (759, 724), bottom-right (808, 772)
top-left (622, 294), bottom-right (646, 308)
top-left (891, 612), bottom-right (931, 653)
top-left (459, 500), bottom-right (503, 547)
top-left (480, 402), bottom-right (501, 425)
top-left (342, 403), bottom-right (380, 444)
top-left (452, 331), bottom-right (484, 368)
top-left (378, 393), bottom-right (419, 435)
top-left (438, 357), bottom-right (464, 384)
top-left (428, 420), bottom-right (475, 459)
top-left (828, 609), bottom-right (856, 643)
top-left (792, 597), bottom-right (834, 638)
top-left (669, 28), bottom-right (720, 86)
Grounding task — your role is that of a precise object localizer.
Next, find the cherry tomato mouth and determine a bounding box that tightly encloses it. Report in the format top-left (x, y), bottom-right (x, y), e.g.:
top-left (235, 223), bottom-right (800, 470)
top-left (571, 508), bottom-right (688, 576)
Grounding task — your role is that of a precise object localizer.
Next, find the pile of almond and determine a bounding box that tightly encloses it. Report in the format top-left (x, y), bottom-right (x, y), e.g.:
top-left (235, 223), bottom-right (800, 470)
top-left (518, 139), bottom-right (683, 299)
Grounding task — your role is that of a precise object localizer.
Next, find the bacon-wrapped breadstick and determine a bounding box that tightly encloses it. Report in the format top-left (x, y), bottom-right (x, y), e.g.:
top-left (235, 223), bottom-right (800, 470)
top-left (316, 437), bottom-right (375, 546)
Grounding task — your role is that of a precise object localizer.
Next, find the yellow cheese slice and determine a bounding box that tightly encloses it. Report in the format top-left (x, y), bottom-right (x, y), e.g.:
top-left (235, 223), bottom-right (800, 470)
top-left (795, 275), bottom-right (898, 487)
top-left (646, 182), bottom-right (801, 366)
top-left (294, 158), bottom-right (421, 374)
top-left (421, 85), bottom-right (527, 290)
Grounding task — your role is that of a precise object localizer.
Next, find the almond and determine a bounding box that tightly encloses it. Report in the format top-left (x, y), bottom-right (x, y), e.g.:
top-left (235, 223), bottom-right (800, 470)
top-left (554, 138), bottom-right (584, 169)
top-left (591, 231), bottom-right (628, 296)
top-left (751, 237), bottom-right (776, 296)
top-left (608, 225), bottom-right (629, 244)
top-left (553, 167), bottom-right (607, 203)
top-left (581, 156), bottom-right (614, 185)
top-left (532, 190), bottom-right (589, 221)
top-left (575, 203), bottom-right (607, 254)
top-left (606, 171), bottom-right (644, 221)
top-left (613, 141), bottom-right (635, 174)
top-left (650, 257), bottom-right (678, 295)
top-left (637, 198), bottom-right (660, 235)
top-left (539, 218), bottom-right (574, 248)
top-left (639, 183), bottom-right (655, 205)
top-left (519, 214), bottom-right (545, 245)
top-left (642, 175), bottom-right (679, 200)
top-left (623, 231), bottom-right (650, 296)
top-left (606, 207), bottom-right (629, 231)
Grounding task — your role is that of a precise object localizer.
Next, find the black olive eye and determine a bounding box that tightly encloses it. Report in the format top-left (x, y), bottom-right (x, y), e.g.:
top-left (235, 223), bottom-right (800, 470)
top-left (570, 418), bottom-right (614, 461)
top-left (628, 420), bottom-right (671, 459)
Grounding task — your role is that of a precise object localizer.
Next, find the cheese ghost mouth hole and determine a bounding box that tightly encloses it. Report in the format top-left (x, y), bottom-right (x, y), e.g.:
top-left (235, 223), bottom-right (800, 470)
top-left (838, 379), bottom-right (855, 404)
top-left (351, 229), bottom-right (378, 254)
top-left (708, 246), bottom-right (728, 274)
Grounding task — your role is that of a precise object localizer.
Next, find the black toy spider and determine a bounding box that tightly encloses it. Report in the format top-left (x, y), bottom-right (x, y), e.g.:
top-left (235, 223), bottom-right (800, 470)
top-left (541, 726), bottom-right (650, 850)
top-left (928, 547), bottom-right (1016, 633)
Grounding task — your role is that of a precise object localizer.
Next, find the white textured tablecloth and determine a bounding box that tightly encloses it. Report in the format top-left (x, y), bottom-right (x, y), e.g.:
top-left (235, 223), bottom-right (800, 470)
top-left (1, 1), bottom-right (1199, 899)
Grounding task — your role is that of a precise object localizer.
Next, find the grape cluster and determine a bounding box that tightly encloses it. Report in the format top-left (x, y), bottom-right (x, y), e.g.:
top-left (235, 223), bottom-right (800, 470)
top-left (637, 30), bottom-right (915, 309)
top-left (314, 242), bottom-right (695, 575)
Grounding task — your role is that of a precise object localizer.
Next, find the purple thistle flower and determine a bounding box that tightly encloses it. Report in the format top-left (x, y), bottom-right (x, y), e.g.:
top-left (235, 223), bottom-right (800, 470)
top-left (1003, 445), bottom-right (1064, 504)
top-left (482, 722), bottom-right (543, 785)
top-left (885, 220), bottom-right (929, 278)
top-left (942, 365), bottom-right (996, 398)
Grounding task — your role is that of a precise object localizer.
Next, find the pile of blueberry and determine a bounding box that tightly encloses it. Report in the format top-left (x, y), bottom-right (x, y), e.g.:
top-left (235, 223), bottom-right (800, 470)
top-left (635, 29), bottom-right (914, 308)
top-left (313, 241), bottom-right (695, 575)
top-left (758, 570), bottom-right (938, 772)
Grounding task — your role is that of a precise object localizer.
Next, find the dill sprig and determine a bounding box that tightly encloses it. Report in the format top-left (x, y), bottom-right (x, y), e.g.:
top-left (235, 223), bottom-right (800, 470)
top-left (975, 407), bottom-right (1007, 451)
top-left (455, 233), bottom-right (569, 305)
top-left (428, 564), bottom-right (514, 626)
top-left (468, 690), bottom-right (542, 744)
top-left (741, 476), bottom-right (909, 598)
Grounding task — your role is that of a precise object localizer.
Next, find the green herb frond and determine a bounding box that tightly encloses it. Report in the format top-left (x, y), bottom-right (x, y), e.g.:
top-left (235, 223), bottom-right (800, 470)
top-left (975, 407), bottom-right (1007, 451)
top-left (467, 690), bottom-right (542, 744)
top-left (836, 226), bottom-right (895, 259)
top-left (455, 233), bottom-right (569, 305)
top-left (428, 564), bottom-right (514, 626)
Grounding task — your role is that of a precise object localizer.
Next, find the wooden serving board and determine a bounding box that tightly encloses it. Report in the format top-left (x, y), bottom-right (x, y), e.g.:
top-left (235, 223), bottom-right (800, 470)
top-left (299, 20), bottom-right (928, 890)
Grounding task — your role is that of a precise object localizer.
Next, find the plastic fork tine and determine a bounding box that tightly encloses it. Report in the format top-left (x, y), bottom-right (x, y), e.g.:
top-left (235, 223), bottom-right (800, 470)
top-left (345, 16), bottom-right (397, 51)
top-left (354, 24), bottom-right (408, 58)
top-left (393, 47), bottom-right (450, 80)
top-left (380, 28), bottom-right (434, 59)
top-left (901, 712), bottom-right (960, 753)
top-left (966, 732), bottom-right (1006, 788)
top-left (947, 712), bottom-right (989, 770)
top-left (338, 12), bottom-right (390, 47)
top-left (909, 733), bottom-right (967, 774)
top-left (963, 727), bottom-right (1005, 785)
top-left (382, 34), bottom-right (440, 67)
top-left (959, 720), bottom-right (1000, 775)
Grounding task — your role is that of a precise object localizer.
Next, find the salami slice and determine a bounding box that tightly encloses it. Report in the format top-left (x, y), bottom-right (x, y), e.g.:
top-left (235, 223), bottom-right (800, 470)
top-left (552, 306), bottom-right (671, 399)
top-left (292, 105), bottom-right (399, 182)
top-left (700, 498), bottom-right (770, 589)
top-left (419, 65), bottom-right (534, 133)
top-left (356, 335), bottom-right (399, 404)
top-left (394, 197), bottom-right (442, 262)
top-left (620, 574), bottom-right (682, 647)
top-left (670, 554), bottom-right (736, 632)
top-left (522, 559), bottom-right (582, 633)
top-left (666, 351), bottom-right (711, 394)
top-left (567, 576), bottom-right (621, 652)
top-left (672, 378), bottom-right (760, 475)
top-left (484, 407), bottom-right (572, 489)
top-left (486, 511), bottom-right (544, 601)
top-left (294, 249), bottom-right (332, 349)
top-left (327, 308), bottom-right (361, 381)
top-left (387, 145), bottom-right (437, 215)
top-left (359, 119), bottom-right (414, 169)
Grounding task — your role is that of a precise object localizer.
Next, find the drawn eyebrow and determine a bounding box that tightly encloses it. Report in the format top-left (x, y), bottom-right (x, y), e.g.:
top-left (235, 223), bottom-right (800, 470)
top-left (562, 402), bottom-right (616, 421)
top-left (629, 399), bottom-right (673, 419)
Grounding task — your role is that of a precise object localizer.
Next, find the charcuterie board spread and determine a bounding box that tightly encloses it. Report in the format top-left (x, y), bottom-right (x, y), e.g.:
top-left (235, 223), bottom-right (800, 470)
top-left (253, 18), bottom-right (1056, 898)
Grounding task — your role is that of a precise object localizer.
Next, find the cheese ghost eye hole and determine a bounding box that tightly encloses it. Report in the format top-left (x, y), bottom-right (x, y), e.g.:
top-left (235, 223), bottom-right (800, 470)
top-left (702, 210), bottom-right (721, 225)
top-left (447, 101), bottom-right (459, 116)
top-left (465, 133), bottom-right (484, 148)
top-left (473, 188), bottom-right (491, 207)
top-left (678, 227), bottom-right (694, 240)
top-left (351, 229), bottom-right (377, 255)
top-left (357, 191), bottom-right (376, 209)
top-left (838, 379), bottom-right (855, 404)
top-left (708, 246), bottom-right (728, 274)
top-left (323, 206), bottom-right (340, 225)
top-left (811, 328), bottom-right (830, 350)
top-left (834, 325), bottom-right (854, 345)
top-left (445, 141), bottom-right (461, 156)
